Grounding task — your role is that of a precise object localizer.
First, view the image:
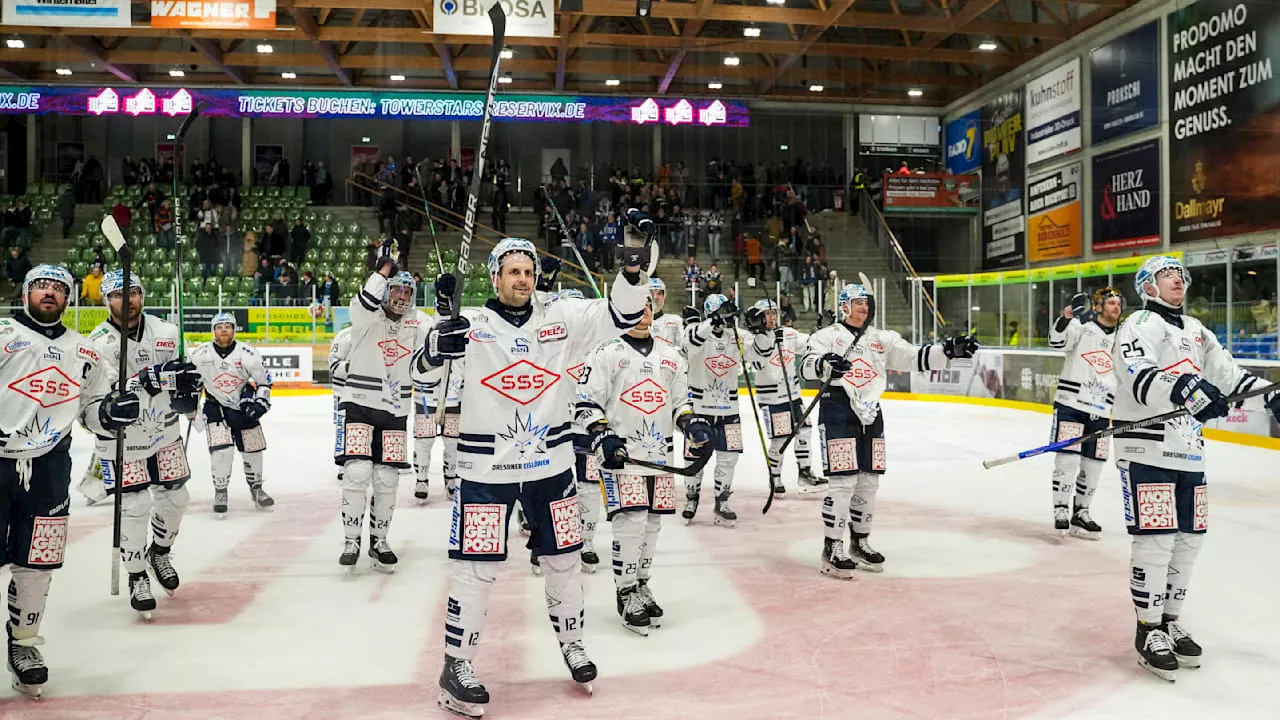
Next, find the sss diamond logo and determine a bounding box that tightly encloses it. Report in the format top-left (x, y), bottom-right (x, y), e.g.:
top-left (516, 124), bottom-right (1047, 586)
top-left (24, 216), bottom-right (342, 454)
top-left (9, 366), bottom-right (81, 408)
top-left (1081, 350), bottom-right (1113, 373)
top-left (842, 358), bottom-right (878, 388)
top-left (378, 339), bottom-right (411, 367)
top-left (704, 354), bottom-right (737, 377)
top-left (212, 373), bottom-right (244, 394)
top-left (481, 360), bottom-right (561, 405)
top-left (620, 378), bottom-right (667, 415)
top-left (566, 362), bottom-right (586, 381)
top-left (768, 349), bottom-right (795, 368)
top-left (1161, 358), bottom-right (1201, 376)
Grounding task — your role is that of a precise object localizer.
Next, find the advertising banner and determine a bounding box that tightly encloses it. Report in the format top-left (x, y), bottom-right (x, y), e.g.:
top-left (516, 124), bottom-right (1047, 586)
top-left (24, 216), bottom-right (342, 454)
top-left (2, 0), bottom-right (130, 27)
top-left (150, 0), bottom-right (276, 30)
top-left (911, 351), bottom-right (1004, 398)
top-left (882, 173), bottom-right (980, 213)
top-left (981, 88), bottom-right (1026, 269)
top-left (1092, 139), bottom-right (1162, 251)
top-left (434, 0), bottom-right (554, 38)
top-left (1168, 0), bottom-right (1280, 242)
top-left (247, 307), bottom-right (319, 339)
top-left (1026, 59), bottom-right (1082, 164)
top-left (1091, 21), bottom-right (1161, 144)
top-left (944, 110), bottom-right (982, 174)
top-left (1026, 162), bottom-right (1083, 262)
top-left (257, 345), bottom-right (314, 385)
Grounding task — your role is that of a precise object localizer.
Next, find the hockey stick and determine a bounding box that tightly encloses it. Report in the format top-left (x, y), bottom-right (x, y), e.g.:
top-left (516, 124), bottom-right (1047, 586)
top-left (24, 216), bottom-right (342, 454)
top-left (543, 182), bottom-right (602, 297)
top-left (982, 381), bottom-right (1280, 470)
top-left (433, 3), bottom-right (506, 430)
top-left (729, 321), bottom-right (772, 486)
top-left (415, 164), bottom-right (445, 275)
top-left (577, 448), bottom-right (713, 478)
top-left (100, 215), bottom-right (130, 596)
top-left (170, 101), bottom-right (205, 359)
top-left (762, 272), bottom-right (875, 515)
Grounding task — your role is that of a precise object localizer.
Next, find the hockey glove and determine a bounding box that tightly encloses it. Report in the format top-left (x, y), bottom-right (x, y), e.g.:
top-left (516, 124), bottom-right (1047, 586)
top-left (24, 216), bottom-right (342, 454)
top-left (943, 334), bottom-right (980, 360)
top-left (589, 426), bottom-right (628, 470)
top-left (744, 306), bottom-right (768, 334)
top-left (818, 352), bottom-right (852, 377)
top-left (680, 416), bottom-right (714, 450)
top-left (1171, 374), bottom-right (1229, 423)
top-left (1068, 292), bottom-right (1091, 322)
top-left (99, 389), bottom-right (141, 431)
top-left (375, 255), bottom-right (400, 278)
top-left (138, 360), bottom-right (200, 396)
top-left (427, 317), bottom-right (472, 366)
top-left (682, 305), bottom-right (701, 326)
top-left (240, 396), bottom-right (270, 421)
top-left (434, 273), bottom-right (457, 316)
top-left (620, 247), bottom-right (645, 284)
top-left (1265, 388), bottom-right (1280, 424)
top-left (536, 256), bottom-right (561, 292)
top-left (172, 390), bottom-right (199, 415)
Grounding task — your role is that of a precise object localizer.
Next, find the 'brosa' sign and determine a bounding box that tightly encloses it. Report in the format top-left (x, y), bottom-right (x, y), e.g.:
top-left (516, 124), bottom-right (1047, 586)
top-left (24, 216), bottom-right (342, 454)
top-left (151, 0), bottom-right (277, 30)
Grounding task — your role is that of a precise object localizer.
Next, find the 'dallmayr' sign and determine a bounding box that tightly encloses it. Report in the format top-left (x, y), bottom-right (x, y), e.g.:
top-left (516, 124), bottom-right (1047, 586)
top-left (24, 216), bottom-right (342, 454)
top-left (434, 0), bottom-right (554, 38)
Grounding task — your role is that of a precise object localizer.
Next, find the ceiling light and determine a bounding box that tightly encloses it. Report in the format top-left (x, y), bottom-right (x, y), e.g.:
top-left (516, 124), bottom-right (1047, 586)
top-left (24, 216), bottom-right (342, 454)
top-left (605, 78), bottom-right (621, 86)
top-left (743, 27), bottom-right (761, 38)
top-left (907, 88), bottom-right (924, 97)
top-left (978, 40), bottom-right (999, 51)
top-left (498, 75), bottom-right (513, 84)
top-left (362, 136), bottom-right (371, 143)
top-left (707, 81), bottom-right (723, 90)
top-left (809, 84), bottom-right (824, 92)
top-left (500, 49), bottom-right (513, 59)
top-left (55, 67), bottom-right (72, 76)
top-left (766, 0), bottom-right (786, 5)
top-left (281, 71), bottom-right (296, 79)
top-left (636, 0), bottom-right (652, 17)
top-left (169, 69), bottom-right (185, 77)
top-left (6, 38), bottom-right (23, 49)
top-left (390, 74), bottom-right (406, 81)
top-left (256, 44), bottom-right (274, 53)
top-left (166, 134), bottom-right (176, 140)
top-left (779, 144), bottom-right (789, 150)
top-left (724, 56), bottom-right (740, 66)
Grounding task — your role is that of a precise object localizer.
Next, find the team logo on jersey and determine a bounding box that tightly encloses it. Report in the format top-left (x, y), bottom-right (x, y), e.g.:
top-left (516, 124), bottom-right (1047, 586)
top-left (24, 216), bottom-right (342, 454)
top-left (155, 339), bottom-right (177, 351)
top-left (566, 362), bottom-right (586, 381)
top-left (481, 360), bottom-right (561, 405)
top-left (1081, 350), bottom-right (1113, 374)
top-left (9, 414), bottom-right (62, 451)
top-left (660, 358), bottom-right (679, 373)
top-left (76, 346), bottom-right (99, 363)
top-left (468, 328), bottom-right (497, 343)
top-left (620, 379), bottom-right (667, 415)
top-left (4, 339), bottom-right (31, 353)
top-left (43, 346), bottom-right (62, 361)
top-left (497, 411), bottom-right (551, 463)
top-left (538, 323), bottom-right (568, 343)
top-left (377, 339), bottom-right (411, 366)
top-left (212, 372), bottom-right (244, 394)
top-left (629, 418), bottom-right (668, 457)
top-left (8, 366), bottom-right (81, 408)
top-left (704, 353), bottom-right (738, 377)
top-left (842, 358), bottom-right (878, 388)
top-left (1161, 358), bottom-right (1201, 376)
top-left (869, 341), bottom-right (885, 352)
top-left (512, 338), bottom-right (531, 354)
top-left (768, 349), bottom-right (796, 368)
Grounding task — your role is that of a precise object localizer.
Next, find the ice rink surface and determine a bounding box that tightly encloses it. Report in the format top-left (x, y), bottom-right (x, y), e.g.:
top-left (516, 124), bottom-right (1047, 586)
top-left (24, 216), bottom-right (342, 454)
top-left (3, 394), bottom-right (1278, 719)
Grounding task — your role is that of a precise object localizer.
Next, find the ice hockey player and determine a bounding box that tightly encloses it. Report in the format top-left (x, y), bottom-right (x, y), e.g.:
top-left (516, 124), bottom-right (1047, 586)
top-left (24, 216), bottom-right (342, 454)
top-left (1046, 287), bottom-right (1123, 538)
top-left (82, 270), bottom-right (201, 618)
top-left (1113, 255), bottom-right (1280, 681)
top-left (337, 261), bottom-right (428, 573)
top-left (424, 237), bottom-right (649, 717)
top-left (576, 296), bottom-right (711, 635)
top-left (329, 323), bottom-right (352, 483)
top-left (412, 285), bottom-right (459, 504)
top-left (744, 298), bottom-right (826, 495)
top-left (800, 283), bottom-right (977, 576)
top-left (681, 293), bottom-right (743, 527)
top-left (0, 265), bottom-right (106, 698)
top-left (188, 312), bottom-right (274, 516)
top-left (647, 278), bottom-right (684, 349)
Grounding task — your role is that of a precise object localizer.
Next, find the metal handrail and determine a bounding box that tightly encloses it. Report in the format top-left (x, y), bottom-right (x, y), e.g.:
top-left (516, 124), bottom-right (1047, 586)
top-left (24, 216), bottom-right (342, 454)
top-left (855, 189), bottom-right (947, 328)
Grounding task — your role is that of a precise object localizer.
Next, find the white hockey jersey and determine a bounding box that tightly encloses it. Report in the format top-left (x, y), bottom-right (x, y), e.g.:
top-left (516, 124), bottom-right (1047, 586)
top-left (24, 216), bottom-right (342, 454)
top-left (683, 320), bottom-right (743, 416)
top-left (449, 275), bottom-right (648, 483)
top-left (83, 315), bottom-right (184, 460)
top-left (0, 315), bottom-right (105, 459)
top-left (801, 323), bottom-right (947, 425)
top-left (1113, 306), bottom-right (1265, 471)
top-left (575, 335), bottom-right (692, 476)
top-left (344, 273), bottom-right (433, 418)
top-left (189, 340), bottom-right (272, 410)
top-left (1048, 317), bottom-right (1118, 415)
top-left (329, 327), bottom-right (353, 403)
top-left (745, 327), bottom-right (808, 405)
top-left (650, 311), bottom-right (685, 351)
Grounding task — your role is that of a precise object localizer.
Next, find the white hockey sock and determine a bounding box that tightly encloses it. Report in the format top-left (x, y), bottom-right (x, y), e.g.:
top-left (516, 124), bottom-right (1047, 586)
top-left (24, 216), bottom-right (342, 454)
top-left (1130, 533), bottom-right (1175, 625)
top-left (795, 430), bottom-right (811, 470)
top-left (7, 567), bottom-right (52, 640)
top-left (577, 481), bottom-right (600, 548)
top-left (242, 451), bottom-right (264, 488)
top-left (1074, 457), bottom-right (1104, 511)
top-left (685, 470), bottom-right (703, 498)
top-left (443, 560), bottom-right (497, 662)
top-left (119, 490), bottom-right (152, 573)
top-left (340, 460), bottom-right (373, 541)
top-left (1164, 532), bottom-right (1203, 619)
top-left (823, 474), bottom-right (854, 540)
top-left (849, 472), bottom-right (880, 534)
top-left (150, 483), bottom-right (190, 549)
top-left (210, 446), bottom-right (234, 490)
top-left (638, 513), bottom-right (662, 582)
top-left (766, 436), bottom-right (786, 479)
top-left (414, 437), bottom-right (433, 483)
top-left (369, 463), bottom-right (399, 541)
top-left (1051, 452), bottom-right (1077, 509)
top-left (541, 553), bottom-right (585, 646)
top-left (610, 511), bottom-right (645, 590)
top-left (713, 453), bottom-right (739, 496)
top-left (443, 436), bottom-right (458, 492)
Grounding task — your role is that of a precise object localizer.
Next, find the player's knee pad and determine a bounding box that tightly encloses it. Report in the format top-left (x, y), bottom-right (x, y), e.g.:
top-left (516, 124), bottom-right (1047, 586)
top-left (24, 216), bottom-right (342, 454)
top-left (7, 567), bottom-right (53, 638)
top-left (340, 459), bottom-right (374, 492)
top-left (715, 452), bottom-right (739, 474)
top-left (120, 488), bottom-right (153, 521)
top-left (452, 559), bottom-right (500, 587)
top-left (854, 472), bottom-right (880, 495)
top-left (644, 512), bottom-right (662, 535)
top-left (1052, 451), bottom-right (1077, 477)
top-left (1130, 532), bottom-right (1176, 566)
top-left (610, 509), bottom-right (646, 542)
top-left (539, 552), bottom-right (578, 576)
top-left (371, 463), bottom-right (399, 494)
top-left (153, 483), bottom-right (190, 514)
top-left (1172, 531), bottom-right (1204, 554)
top-left (210, 446), bottom-right (235, 485)
top-left (1077, 457), bottom-right (1104, 492)
top-left (206, 421), bottom-right (233, 452)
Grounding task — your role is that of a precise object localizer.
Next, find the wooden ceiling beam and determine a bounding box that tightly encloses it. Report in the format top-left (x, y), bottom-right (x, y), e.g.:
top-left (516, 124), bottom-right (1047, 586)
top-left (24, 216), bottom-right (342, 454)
top-left (657, 0), bottom-right (716, 94)
top-left (183, 33), bottom-right (248, 84)
top-left (411, 5), bottom-right (456, 89)
top-left (64, 35), bottom-right (136, 83)
top-left (555, 13), bottom-right (581, 91)
top-left (287, 7), bottom-right (353, 86)
top-left (759, 0), bottom-right (855, 93)
top-left (916, 0), bottom-right (1004, 52)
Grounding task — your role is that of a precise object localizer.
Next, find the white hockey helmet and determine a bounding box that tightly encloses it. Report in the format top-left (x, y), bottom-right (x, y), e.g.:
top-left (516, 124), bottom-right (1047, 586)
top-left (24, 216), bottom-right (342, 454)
top-left (649, 277), bottom-right (667, 310)
top-left (837, 283), bottom-right (871, 317)
top-left (649, 277), bottom-right (666, 293)
top-left (1134, 255), bottom-right (1189, 308)
top-left (704, 293), bottom-right (729, 316)
top-left (22, 264), bottom-right (74, 319)
top-left (385, 270), bottom-right (416, 314)
top-left (752, 298), bottom-right (778, 314)
top-left (488, 237), bottom-right (539, 287)
top-left (211, 311), bottom-right (237, 332)
top-left (100, 269), bottom-right (145, 305)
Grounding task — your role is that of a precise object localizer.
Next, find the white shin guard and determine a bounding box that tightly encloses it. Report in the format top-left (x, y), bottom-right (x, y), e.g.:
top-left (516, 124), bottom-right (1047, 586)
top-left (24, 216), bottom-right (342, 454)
top-left (713, 453), bottom-right (739, 497)
top-left (443, 437), bottom-right (458, 490)
top-left (119, 491), bottom-right (153, 573)
top-left (1130, 533), bottom-right (1176, 625)
top-left (369, 463), bottom-right (399, 540)
top-left (1051, 452), bottom-right (1077, 509)
top-left (766, 436), bottom-right (787, 478)
top-left (210, 447), bottom-right (234, 490)
top-left (151, 483), bottom-right (190, 549)
top-left (414, 437), bottom-right (434, 483)
top-left (7, 567), bottom-right (52, 640)
top-left (578, 481), bottom-right (600, 547)
top-left (341, 460), bottom-right (373, 541)
top-left (242, 451), bottom-right (264, 488)
top-left (1164, 532), bottom-right (1204, 619)
top-left (849, 472), bottom-right (880, 534)
top-left (610, 511), bottom-right (645, 590)
top-left (823, 474), bottom-right (855, 540)
top-left (1074, 457), bottom-right (1104, 511)
top-left (443, 560), bottom-right (498, 661)
top-left (638, 513), bottom-right (662, 582)
top-left (541, 553), bottom-right (585, 646)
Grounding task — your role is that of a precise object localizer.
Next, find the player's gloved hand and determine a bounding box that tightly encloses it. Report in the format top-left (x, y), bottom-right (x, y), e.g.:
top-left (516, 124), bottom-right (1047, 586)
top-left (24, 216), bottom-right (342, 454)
top-left (943, 334), bottom-right (980, 359)
top-left (620, 247), bottom-right (645, 284)
top-left (773, 327), bottom-right (786, 344)
top-left (1171, 374), bottom-right (1230, 423)
top-left (817, 310), bottom-right (835, 329)
top-left (434, 273), bottom-right (456, 316)
top-left (138, 360), bottom-right (200, 396)
top-left (744, 306), bottom-right (767, 334)
top-left (1265, 388), bottom-right (1280, 423)
top-left (427, 317), bottom-right (472, 365)
top-left (818, 352), bottom-right (852, 376)
top-left (99, 389), bottom-right (141, 431)
top-left (375, 255), bottom-right (400, 278)
top-left (718, 299), bottom-right (738, 318)
top-left (682, 305), bottom-right (701, 326)
top-left (536, 256), bottom-right (561, 292)
top-left (172, 389), bottom-right (199, 415)
top-left (681, 416), bottom-right (714, 450)
top-left (589, 427), bottom-right (628, 470)
top-left (240, 396), bottom-right (270, 420)
top-left (1068, 292), bottom-right (1090, 320)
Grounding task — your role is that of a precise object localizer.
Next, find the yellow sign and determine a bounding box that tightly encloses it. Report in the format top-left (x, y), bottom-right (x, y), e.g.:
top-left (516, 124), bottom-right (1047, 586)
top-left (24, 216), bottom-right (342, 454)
top-left (1028, 201), bottom-right (1083, 263)
top-left (1002, 270), bottom-right (1029, 284)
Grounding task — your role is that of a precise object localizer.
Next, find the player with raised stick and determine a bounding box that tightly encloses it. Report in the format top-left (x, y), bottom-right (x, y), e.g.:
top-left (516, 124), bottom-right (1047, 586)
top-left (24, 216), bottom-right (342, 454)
top-left (1113, 256), bottom-right (1280, 681)
top-left (189, 312), bottom-right (275, 516)
top-left (681, 293), bottom-right (744, 527)
top-left (1046, 287), bottom-right (1123, 538)
top-left (800, 283), bottom-right (977, 576)
top-left (424, 238), bottom-right (649, 717)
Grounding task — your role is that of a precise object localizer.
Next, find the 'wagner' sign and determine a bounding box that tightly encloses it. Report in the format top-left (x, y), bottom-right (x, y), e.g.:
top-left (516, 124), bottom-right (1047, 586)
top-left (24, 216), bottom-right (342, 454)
top-left (150, 0), bottom-right (277, 30)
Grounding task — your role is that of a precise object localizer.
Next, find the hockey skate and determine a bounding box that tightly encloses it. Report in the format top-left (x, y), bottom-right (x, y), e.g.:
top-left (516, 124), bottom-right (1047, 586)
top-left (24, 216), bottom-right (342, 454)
top-left (1053, 506), bottom-right (1070, 537)
top-left (438, 654), bottom-right (489, 718)
top-left (414, 479), bottom-right (429, 505)
top-left (249, 484), bottom-right (275, 511)
top-left (7, 634), bottom-right (47, 699)
top-left (212, 488), bottom-right (229, 518)
top-left (146, 544), bottom-right (180, 596)
top-left (1135, 621), bottom-right (1179, 681)
top-left (682, 493), bottom-right (699, 525)
top-left (1163, 616), bottom-right (1202, 668)
top-left (580, 540), bottom-right (599, 574)
top-left (128, 572), bottom-right (156, 621)
top-left (797, 468), bottom-right (829, 494)
top-left (616, 586), bottom-right (650, 636)
top-left (368, 537), bottom-right (398, 574)
top-left (339, 539), bottom-right (361, 574)
top-left (850, 532), bottom-right (885, 573)
top-left (636, 579), bottom-right (664, 628)
top-left (820, 538), bottom-right (856, 580)
top-left (713, 494), bottom-right (737, 528)
top-left (445, 477), bottom-right (457, 502)
top-left (1069, 507), bottom-right (1101, 540)
top-left (559, 640), bottom-right (597, 694)
top-left (769, 475), bottom-right (786, 496)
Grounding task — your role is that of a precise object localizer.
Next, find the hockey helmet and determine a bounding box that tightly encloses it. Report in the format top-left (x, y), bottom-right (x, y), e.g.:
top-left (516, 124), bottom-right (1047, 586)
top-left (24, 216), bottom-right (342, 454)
top-left (1092, 285), bottom-right (1124, 310)
top-left (100, 269), bottom-right (145, 304)
top-left (488, 238), bottom-right (539, 286)
top-left (837, 283), bottom-right (871, 317)
top-left (210, 311), bottom-right (237, 332)
top-left (384, 270), bottom-right (415, 314)
top-left (1134, 256), bottom-right (1189, 308)
top-left (22, 264), bottom-right (74, 319)
top-left (752, 298), bottom-right (778, 314)
top-left (704, 293), bottom-right (729, 316)
top-left (648, 277), bottom-right (666, 293)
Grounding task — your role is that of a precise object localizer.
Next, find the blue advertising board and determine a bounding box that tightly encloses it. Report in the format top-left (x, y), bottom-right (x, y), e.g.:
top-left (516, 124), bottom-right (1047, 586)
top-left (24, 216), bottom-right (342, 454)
top-left (944, 110), bottom-right (982, 174)
top-left (1090, 21), bottom-right (1160, 144)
